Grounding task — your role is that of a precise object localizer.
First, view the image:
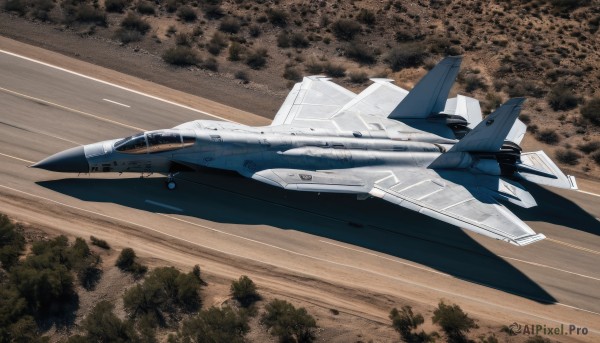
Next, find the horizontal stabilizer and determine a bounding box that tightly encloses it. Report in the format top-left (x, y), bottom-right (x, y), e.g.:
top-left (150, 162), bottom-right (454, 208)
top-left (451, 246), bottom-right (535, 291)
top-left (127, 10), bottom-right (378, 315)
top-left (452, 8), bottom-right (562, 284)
top-left (518, 151), bottom-right (577, 189)
top-left (389, 56), bottom-right (462, 119)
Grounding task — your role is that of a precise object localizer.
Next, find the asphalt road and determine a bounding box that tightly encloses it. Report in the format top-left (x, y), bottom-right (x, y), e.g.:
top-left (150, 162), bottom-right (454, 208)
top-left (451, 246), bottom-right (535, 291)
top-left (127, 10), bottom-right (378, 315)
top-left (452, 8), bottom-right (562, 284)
top-left (1, 45), bottom-right (599, 341)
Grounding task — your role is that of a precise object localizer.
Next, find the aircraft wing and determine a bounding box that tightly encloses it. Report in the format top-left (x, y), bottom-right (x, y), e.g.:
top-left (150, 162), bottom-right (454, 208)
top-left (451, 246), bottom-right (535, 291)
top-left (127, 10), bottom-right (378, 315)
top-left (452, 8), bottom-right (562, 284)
top-left (367, 168), bottom-right (544, 246)
top-left (332, 79), bottom-right (409, 117)
top-left (247, 166), bottom-right (544, 246)
top-left (271, 76), bottom-right (356, 126)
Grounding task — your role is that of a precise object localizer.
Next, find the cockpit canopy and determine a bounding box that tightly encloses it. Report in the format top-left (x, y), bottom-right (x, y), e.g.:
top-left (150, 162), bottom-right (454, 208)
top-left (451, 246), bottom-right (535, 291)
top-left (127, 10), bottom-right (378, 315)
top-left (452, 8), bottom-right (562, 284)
top-left (114, 130), bottom-right (196, 154)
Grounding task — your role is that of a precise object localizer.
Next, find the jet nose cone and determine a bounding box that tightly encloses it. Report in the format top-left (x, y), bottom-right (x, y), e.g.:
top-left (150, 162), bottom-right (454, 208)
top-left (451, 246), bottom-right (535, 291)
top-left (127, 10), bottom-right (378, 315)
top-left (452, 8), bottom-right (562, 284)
top-left (31, 146), bottom-right (89, 173)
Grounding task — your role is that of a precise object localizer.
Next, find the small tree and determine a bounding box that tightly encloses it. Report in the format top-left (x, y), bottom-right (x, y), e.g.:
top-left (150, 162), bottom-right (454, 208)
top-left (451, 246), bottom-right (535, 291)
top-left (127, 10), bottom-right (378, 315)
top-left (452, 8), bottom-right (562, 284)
top-left (116, 247), bottom-right (147, 277)
top-left (82, 301), bottom-right (141, 342)
top-left (390, 306), bottom-right (438, 343)
top-left (261, 299), bottom-right (317, 343)
top-left (432, 301), bottom-right (477, 343)
top-left (230, 275), bottom-right (260, 307)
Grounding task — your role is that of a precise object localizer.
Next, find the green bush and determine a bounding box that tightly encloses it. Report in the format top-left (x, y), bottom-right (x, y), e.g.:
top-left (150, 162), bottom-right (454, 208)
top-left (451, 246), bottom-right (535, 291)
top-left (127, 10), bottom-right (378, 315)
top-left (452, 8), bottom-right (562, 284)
top-left (577, 141), bottom-right (600, 154)
top-left (177, 6), bottom-right (197, 22)
top-left (115, 29), bottom-right (143, 43)
top-left (230, 275), bottom-right (260, 307)
top-left (548, 84), bottom-right (578, 111)
top-left (235, 70), bottom-right (250, 84)
top-left (0, 214), bottom-right (25, 270)
top-left (175, 32), bottom-right (193, 47)
top-left (136, 1), bottom-right (155, 15)
top-left (591, 151), bottom-right (600, 165)
top-left (345, 43), bottom-right (376, 64)
top-left (202, 4), bottom-right (223, 19)
top-left (115, 247), bottom-right (147, 277)
top-left (356, 8), bottom-right (376, 26)
top-left (105, 0), bottom-right (128, 13)
top-left (323, 62), bottom-right (346, 77)
top-left (29, 0), bottom-right (54, 21)
top-left (245, 48), bottom-right (268, 69)
top-left (535, 129), bottom-right (561, 145)
top-left (228, 42), bottom-right (244, 61)
top-left (248, 24), bottom-right (261, 37)
top-left (289, 32), bottom-right (309, 48)
top-left (261, 299), bottom-right (317, 343)
top-left (348, 70), bottom-right (369, 84)
top-left (162, 47), bottom-right (200, 66)
top-left (121, 12), bottom-right (150, 34)
top-left (207, 32), bottom-right (228, 55)
top-left (80, 301), bottom-right (141, 342)
top-left (76, 5), bottom-right (107, 26)
top-left (432, 301), bottom-right (477, 343)
top-left (524, 335), bottom-right (552, 343)
top-left (390, 306), bottom-right (438, 343)
top-left (90, 236), bottom-right (110, 250)
top-left (332, 18), bottom-right (362, 40)
top-left (219, 16), bottom-right (241, 33)
top-left (123, 266), bottom-right (201, 324)
top-left (386, 42), bottom-right (427, 71)
top-left (4, 0), bottom-right (26, 15)
top-left (267, 8), bottom-right (288, 27)
top-left (555, 149), bottom-right (582, 165)
top-left (11, 236), bottom-right (77, 314)
top-left (181, 306), bottom-right (249, 343)
top-left (283, 66), bottom-right (302, 82)
top-left (580, 97), bottom-right (600, 126)
top-left (463, 74), bottom-right (487, 92)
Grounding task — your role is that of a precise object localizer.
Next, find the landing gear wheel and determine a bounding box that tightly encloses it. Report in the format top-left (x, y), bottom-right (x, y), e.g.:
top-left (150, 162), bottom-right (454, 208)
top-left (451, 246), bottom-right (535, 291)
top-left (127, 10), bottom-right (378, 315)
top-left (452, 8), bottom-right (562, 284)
top-left (166, 181), bottom-right (176, 190)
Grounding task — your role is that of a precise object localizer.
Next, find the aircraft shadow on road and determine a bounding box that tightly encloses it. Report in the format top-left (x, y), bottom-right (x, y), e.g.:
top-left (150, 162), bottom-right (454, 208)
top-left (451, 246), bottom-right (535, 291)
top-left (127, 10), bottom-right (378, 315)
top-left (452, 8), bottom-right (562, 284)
top-left (506, 182), bottom-right (600, 236)
top-left (37, 169), bottom-right (600, 305)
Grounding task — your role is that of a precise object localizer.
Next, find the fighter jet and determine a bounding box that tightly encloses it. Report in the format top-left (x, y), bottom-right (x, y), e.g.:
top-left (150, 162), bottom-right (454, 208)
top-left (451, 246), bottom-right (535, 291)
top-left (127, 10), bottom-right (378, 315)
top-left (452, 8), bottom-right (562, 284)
top-left (32, 57), bottom-right (577, 246)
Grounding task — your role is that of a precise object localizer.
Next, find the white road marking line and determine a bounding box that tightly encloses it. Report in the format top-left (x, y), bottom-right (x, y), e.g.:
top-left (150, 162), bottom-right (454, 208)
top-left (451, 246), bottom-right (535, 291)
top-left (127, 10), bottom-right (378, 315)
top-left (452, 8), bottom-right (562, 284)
top-left (577, 189), bottom-right (600, 198)
top-left (499, 255), bottom-right (600, 281)
top-left (103, 98), bottom-right (131, 108)
top-left (0, 152), bottom-right (34, 164)
top-left (546, 238), bottom-right (600, 255)
top-left (0, 49), bottom-right (233, 123)
top-left (319, 240), bottom-right (451, 277)
top-left (1, 183), bottom-right (599, 327)
top-left (0, 87), bottom-right (145, 132)
top-left (145, 199), bottom-right (182, 212)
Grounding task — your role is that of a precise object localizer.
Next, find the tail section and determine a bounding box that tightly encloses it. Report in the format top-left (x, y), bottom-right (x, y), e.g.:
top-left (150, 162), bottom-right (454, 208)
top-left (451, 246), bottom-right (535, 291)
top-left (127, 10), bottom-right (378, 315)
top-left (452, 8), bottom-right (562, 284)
top-left (518, 151), bottom-right (578, 189)
top-left (388, 56), bottom-right (462, 119)
top-left (451, 98), bottom-right (524, 153)
top-left (430, 97), bottom-right (577, 191)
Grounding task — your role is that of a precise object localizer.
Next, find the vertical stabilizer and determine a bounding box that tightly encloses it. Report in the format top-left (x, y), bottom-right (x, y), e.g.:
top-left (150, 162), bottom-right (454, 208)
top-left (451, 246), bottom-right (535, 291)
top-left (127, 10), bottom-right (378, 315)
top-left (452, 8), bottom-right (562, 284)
top-left (388, 56), bottom-right (462, 119)
top-left (451, 98), bottom-right (525, 152)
